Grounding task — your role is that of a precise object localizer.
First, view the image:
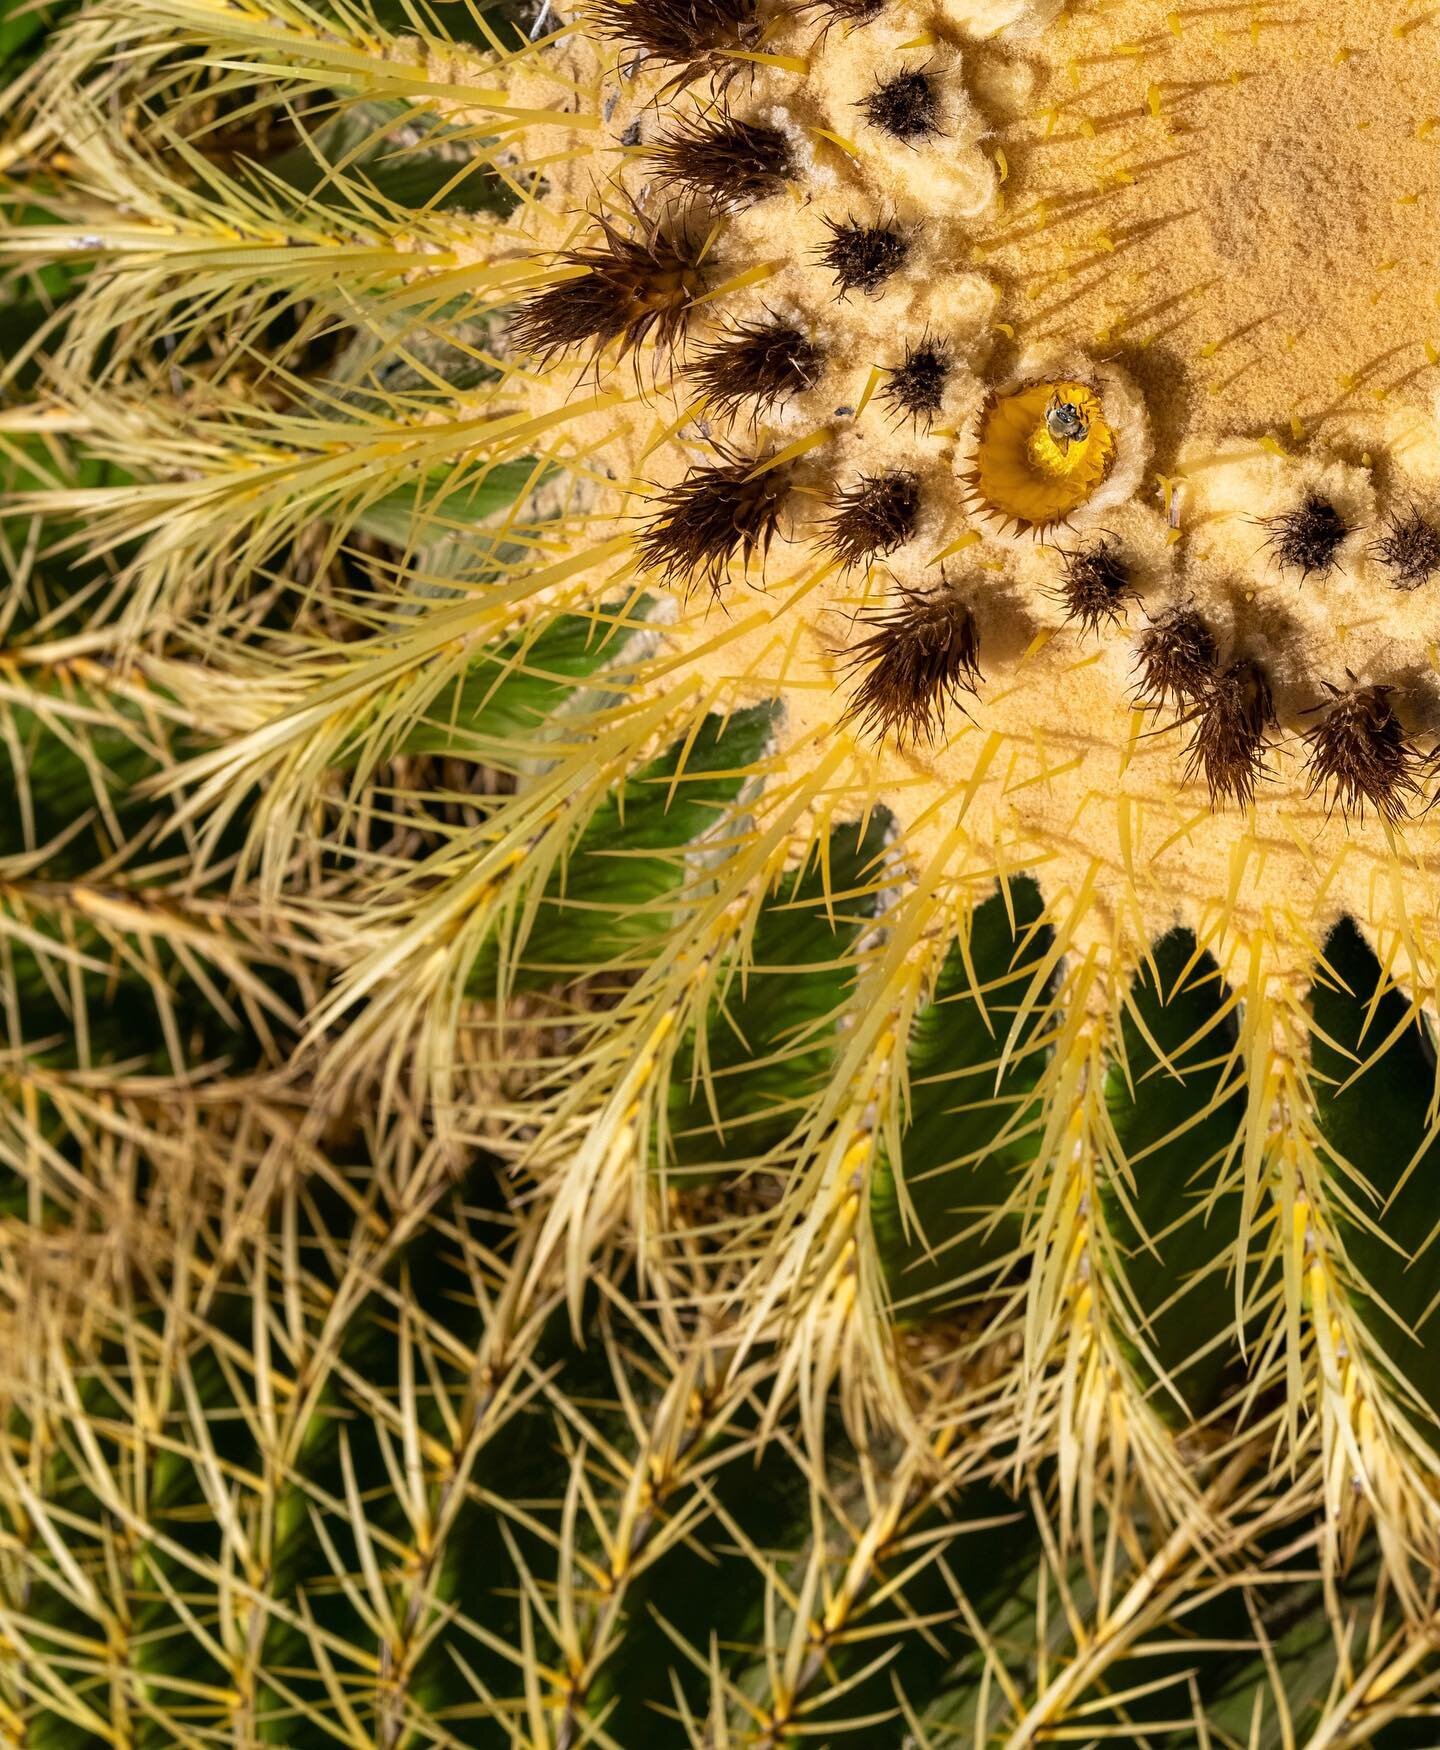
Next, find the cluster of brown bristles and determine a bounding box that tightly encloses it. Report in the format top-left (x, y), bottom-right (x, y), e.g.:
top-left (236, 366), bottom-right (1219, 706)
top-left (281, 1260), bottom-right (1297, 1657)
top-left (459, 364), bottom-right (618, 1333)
top-left (518, 4), bottom-right (1440, 821)
top-left (517, 0), bottom-right (941, 370)
top-left (1055, 505), bottom-right (1440, 819)
top-left (643, 466), bottom-right (1439, 819)
top-left (588, 0), bottom-right (888, 91)
top-left (1253, 493), bottom-right (1440, 593)
top-left (633, 456), bottom-right (922, 592)
top-left (631, 461), bottom-right (1436, 818)
top-left (587, 0), bottom-right (765, 90)
top-left (1133, 552), bottom-right (1436, 821)
top-left (1142, 627), bottom-right (1427, 824)
top-left (845, 550), bottom-right (1433, 821)
top-left (510, 0), bottom-right (955, 587)
top-left (840, 587), bottom-right (981, 746)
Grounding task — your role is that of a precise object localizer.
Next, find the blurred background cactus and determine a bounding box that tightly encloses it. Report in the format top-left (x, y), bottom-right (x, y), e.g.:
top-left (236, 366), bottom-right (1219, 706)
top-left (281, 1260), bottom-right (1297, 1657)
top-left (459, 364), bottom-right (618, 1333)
top-left (6, 0), bottom-right (1440, 1743)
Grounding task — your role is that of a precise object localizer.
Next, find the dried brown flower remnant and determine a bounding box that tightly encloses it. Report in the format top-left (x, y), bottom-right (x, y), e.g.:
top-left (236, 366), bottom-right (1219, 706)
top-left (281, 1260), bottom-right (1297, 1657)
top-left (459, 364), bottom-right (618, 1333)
top-left (687, 320), bottom-right (823, 420)
top-left (636, 449), bottom-right (793, 591)
top-left (860, 69), bottom-right (941, 142)
top-left (841, 588), bottom-right (981, 745)
top-left (1133, 608), bottom-right (1217, 710)
top-left (818, 217), bottom-right (909, 296)
top-left (1371, 507), bottom-right (1440, 591)
top-left (881, 337), bottom-right (951, 427)
top-left (821, 471), bottom-right (920, 571)
top-left (1056, 539), bottom-right (1135, 635)
top-left (1260, 492), bottom-right (1351, 581)
top-left (648, 114), bottom-right (793, 207)
top-left (588, 0), bottom-right (762, 86)
top-left (1303, 681), bottom-right (1422, 824)
top-left (511, 215), bottom-right (705, 364)
top-left (1184, 659), bottom-right (1277, 808)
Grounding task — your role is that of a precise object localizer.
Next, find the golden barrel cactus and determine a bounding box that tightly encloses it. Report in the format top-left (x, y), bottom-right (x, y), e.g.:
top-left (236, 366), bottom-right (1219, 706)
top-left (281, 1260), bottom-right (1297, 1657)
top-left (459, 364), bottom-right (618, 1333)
top-left (5, 0), bottom-right (1440, 1741)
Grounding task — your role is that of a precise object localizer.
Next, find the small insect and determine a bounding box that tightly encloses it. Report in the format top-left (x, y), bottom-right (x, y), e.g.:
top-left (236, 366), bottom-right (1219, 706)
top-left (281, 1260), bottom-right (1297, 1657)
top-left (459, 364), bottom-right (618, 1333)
top-left (1044, 395), bottom-right (1090, 454)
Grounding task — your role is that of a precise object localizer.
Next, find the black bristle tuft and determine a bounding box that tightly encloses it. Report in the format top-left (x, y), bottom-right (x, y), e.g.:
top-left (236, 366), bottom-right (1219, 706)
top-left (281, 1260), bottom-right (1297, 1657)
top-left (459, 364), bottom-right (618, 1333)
top-left (818, 217), bottom-right (908, 296)
top-left (648, 114), bottom-right (793, 207)
top-left (822, 471), bottom-right (920, 571)
top-left (1371, 506), bottom-right (1440, 591)
top-left (686, 319), bottom-right (823, 420)
top-left (1055, 539), bottom-right (1134, 635)
top-left (881, 336), bottom-right (951, 427)
top-left (840, 588), bottom-right (980, 745)
top-left (1259, 492), bottom-right (1351, 581)
top-left (1133, 607), bottom-right (1216, 710)
top-left (636, 449), bottom-right (791, 592)
top-left (1303, 681), bottom-right (1422, 824)
top-left (511, 215), bottom-right (704, 363)
top-left (588, 0), bottom-right (761, 86)
top-left (805, 0), bottom-right (887, 22)
top-left (1184, 659), bottom-right (1277, 809)
top-left (860, 69), bottom-right (941, 142)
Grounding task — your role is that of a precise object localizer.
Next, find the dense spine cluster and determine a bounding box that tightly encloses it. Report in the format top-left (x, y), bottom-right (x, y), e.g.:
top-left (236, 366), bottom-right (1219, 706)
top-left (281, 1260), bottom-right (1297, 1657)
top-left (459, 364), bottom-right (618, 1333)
top-left (1303, 681), bottom-right (1424, 823)
top-left (860, 68), bottom-right (942, 141)
top-left (1259, 491), bottom-right (1352, 581)
top-left (822, 469), bottom-right (920, 570)
top-left (1372, 505), bottom-right (1440, 589)
top-left (839, 585), bottom-right (980, 743)
top-left (634, 448), bottom-right (794, 589)
top-left (687, 317), bottom-right (823, 418)
top-left (1054, 538), bottom-right (1134, 634)
top-left (881, 336), bottom-right (952, 427)
top-left (647, 114), bottom-right (795, 206)
top-left (517, 2), bottom-right (1440, 810)
top-left (1134, 606), bottom-right (1217, 708)
top-left (1182, 658), bottom-right (1277, 809)
top-left (587, 0), bottom-right (765, 85)
top-left (512, 212), bottom-right (707, 361)
top-left (818, 214), bottom-right (910, 295)
top-left (1125, 486), bottom-right (1439, 815)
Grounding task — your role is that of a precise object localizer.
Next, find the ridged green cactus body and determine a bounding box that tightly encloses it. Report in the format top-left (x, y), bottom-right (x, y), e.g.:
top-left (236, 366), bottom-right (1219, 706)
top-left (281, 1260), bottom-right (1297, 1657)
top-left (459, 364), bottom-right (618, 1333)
top-left (5, 0), bottom-right (1440, 1743)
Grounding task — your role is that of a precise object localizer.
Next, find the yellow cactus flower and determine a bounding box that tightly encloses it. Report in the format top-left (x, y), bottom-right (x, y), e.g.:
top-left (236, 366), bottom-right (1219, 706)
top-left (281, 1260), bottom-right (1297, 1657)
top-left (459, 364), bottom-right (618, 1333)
top-left (970, 379), bottom-right (1116, 528)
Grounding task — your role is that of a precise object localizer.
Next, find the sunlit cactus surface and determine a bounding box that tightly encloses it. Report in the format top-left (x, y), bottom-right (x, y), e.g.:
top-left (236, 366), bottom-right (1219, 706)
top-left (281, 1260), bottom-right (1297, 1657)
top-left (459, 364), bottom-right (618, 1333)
top-left (6, 0), bottom-right (1440, 1742)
